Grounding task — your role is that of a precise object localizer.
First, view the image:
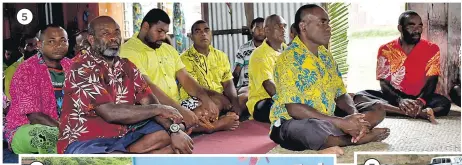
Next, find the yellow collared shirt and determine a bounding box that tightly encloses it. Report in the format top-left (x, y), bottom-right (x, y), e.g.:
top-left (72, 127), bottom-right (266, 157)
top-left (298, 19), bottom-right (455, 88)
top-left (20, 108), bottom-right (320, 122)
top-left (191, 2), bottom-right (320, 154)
top-left (246, 40), bottom-right (286, 118)
top-left (120, 33), bottom-right (185, 102)
top-left (179, 45), bottom-right (233, 100)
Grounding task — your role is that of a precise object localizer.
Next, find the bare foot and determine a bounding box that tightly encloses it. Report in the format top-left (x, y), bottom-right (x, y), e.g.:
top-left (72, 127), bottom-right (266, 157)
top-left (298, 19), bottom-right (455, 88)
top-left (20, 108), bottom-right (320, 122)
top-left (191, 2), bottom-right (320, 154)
top-left (423, 108), bottom-right (438, 124)
top-left (356, 128), bottom-right (390, 145)
top-left (212, 114), bottom-right (240, 132)
top-left (318, 146), bottom-right (344, 155)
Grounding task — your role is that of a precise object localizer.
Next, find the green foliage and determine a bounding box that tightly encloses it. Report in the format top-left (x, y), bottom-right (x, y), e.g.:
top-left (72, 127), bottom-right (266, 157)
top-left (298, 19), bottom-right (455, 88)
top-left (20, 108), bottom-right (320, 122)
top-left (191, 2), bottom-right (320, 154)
top-left (327, 2), bottom-right (350, 76)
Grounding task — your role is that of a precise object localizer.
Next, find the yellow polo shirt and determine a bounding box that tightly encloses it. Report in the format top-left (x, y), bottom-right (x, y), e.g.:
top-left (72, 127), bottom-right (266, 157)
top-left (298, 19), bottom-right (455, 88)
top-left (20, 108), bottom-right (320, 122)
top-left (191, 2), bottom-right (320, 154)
top-left (179, 45), bottom-right (233, 100)
top-left (120, 33), bottom-right (185, 102)
top-left (246, 40), bottom-right (286, 118)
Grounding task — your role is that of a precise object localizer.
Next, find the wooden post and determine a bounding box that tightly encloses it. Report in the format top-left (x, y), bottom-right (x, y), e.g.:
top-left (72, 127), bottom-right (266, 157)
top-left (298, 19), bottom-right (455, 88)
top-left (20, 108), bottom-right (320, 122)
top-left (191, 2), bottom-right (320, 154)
top-left (244, 3), bottom-right (254, 40)
top-left (428, 3), bottom-right (449, 97)
top-left (244, 3), bottom-right (254, 27)
top-left (446, 3), bottom-right (461, 100)
top-left (201, 3), bottom-right (209, 23)
top-left (407, 3), bottom-right (461, 98)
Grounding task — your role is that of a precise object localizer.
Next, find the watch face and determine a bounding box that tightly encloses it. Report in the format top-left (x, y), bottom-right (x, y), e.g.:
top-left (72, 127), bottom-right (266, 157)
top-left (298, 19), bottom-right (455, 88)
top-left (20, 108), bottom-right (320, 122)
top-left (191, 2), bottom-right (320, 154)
top-left (170, 124), bottom-right (180, 132)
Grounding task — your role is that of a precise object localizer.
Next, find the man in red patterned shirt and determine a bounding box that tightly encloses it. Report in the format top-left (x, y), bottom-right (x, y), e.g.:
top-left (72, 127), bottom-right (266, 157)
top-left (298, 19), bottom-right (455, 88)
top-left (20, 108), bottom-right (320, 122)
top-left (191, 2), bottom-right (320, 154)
top-left (57, 16), bottom-right (193, 154)
top-left (355, 11), bottom-right (451, 124)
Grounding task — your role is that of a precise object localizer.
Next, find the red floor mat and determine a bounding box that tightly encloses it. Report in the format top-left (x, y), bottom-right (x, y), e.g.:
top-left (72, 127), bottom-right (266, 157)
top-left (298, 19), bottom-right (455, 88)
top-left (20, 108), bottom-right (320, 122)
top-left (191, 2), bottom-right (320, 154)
top-left (192, 120), bottom-right (277, 154)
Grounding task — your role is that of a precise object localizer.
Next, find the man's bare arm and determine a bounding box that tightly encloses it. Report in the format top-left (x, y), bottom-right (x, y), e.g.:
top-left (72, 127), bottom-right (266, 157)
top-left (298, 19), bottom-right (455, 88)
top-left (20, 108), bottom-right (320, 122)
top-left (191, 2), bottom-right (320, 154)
top-left (27, 113), bottom-right (59, 127)
top-left (94, 93), bottom-right (180, 125)
top-left (379, 79), bottom-right (412, 102)
top-left (286, 103), bottom-right (343, 127)
top-left (232, 65), bottom-right (242, 86)
top-left (262, 80), bottom-right (277, 97)
top-left (222, 80), bottom-right (240, 107)
top-left (142, 75), bottom-right (198, 127)
top-left (176, 69), bottom-right (211, 101)
top-left (335, 93), bottom-right (358, 115)
top-left (418, 76), bottom-right (438, 99)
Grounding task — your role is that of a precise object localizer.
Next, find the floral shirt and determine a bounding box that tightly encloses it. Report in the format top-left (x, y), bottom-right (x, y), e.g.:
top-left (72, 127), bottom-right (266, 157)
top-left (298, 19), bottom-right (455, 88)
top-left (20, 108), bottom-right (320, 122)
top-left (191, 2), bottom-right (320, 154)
top-left (269, 36), bottom-right (347, 128)
top-left (5, 53), bottom-right (71, 145)
top-left (376, 39), bottom-right (440, 96)
top-left (57, 51), bottom-right (152, 154)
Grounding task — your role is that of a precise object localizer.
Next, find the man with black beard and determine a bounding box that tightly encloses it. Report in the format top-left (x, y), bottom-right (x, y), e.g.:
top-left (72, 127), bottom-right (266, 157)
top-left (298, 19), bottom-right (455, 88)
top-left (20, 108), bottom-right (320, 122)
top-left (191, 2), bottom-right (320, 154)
top-left (57, 16), bottom-right (193, 154)
top-left (4, 35), bottom-right (40, 99)
top-left (354, 10), bottom-right (451, 123)
top-left (120, 9), bottom-right (220, 132)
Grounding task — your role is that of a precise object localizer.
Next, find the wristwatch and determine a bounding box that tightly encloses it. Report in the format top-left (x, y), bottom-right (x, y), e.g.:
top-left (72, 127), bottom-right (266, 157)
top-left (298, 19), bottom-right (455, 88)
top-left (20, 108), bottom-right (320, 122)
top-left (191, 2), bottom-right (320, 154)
top-left (169, 123), bottom-right (181, 135)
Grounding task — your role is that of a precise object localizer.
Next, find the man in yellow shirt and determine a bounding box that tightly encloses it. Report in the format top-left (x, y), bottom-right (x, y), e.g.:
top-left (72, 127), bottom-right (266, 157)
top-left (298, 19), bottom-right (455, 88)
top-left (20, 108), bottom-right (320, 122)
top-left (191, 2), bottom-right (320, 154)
top-left (247, 14), bottom-right (287, 123)
top-left (269, 4), bottom-right (389, 153)
top-left (4, 34), bottom-right (39, 99)
top-left (179, 20), bottom-right (240, 133)
top-left (289, 23), bottom-right (298, 45)
top-left (120, 9), bottom-right (219, 132)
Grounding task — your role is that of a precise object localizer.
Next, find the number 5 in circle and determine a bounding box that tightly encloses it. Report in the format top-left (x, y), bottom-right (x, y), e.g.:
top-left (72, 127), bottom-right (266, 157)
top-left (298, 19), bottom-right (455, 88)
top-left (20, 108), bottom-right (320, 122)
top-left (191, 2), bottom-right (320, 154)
top-left (17, 9), bottom-right (33, 25)
top-left (22, 13), bottom-right (27, 21)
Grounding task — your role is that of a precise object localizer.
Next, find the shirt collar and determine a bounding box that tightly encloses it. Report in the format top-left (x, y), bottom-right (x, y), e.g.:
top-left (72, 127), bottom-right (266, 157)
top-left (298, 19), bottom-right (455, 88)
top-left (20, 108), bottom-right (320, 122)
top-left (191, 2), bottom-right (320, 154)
top-left (262, 39), bottom-right (287, 53)
top-left (189, 44), bottom-right (215, 57)
top-left (291, 36), bottom-right (328, 56)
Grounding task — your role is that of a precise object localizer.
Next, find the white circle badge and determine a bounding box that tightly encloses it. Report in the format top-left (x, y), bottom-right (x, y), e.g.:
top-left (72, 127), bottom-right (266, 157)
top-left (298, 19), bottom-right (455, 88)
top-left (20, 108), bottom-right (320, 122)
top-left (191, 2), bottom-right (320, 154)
top-left (364, 158), bottom-right (380, 165)
top-left (17, 9), bottom-right (33, 25)
top-left (30, 161), bottom-right (44, 165)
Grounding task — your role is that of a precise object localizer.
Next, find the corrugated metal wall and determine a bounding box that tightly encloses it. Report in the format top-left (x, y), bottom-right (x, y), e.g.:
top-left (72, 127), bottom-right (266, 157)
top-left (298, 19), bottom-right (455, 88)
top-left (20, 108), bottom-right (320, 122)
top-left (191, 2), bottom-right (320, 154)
top-left (253, 3), bottom-right (310, 43)
top-left (206, 3), bottom-right (319, 68)
top-left (207, 3), bottom-right (247, 68)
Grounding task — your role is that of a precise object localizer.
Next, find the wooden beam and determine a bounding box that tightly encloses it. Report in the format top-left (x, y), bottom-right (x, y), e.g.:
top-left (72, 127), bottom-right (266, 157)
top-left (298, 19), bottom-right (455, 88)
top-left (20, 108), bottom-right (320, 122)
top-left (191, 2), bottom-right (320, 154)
top-left (244, 3), bottom-right (254, 40)
top-left (201, 3), bottom-right (209, 23)
top-left (429, 3), bottom-right (449, 97)
top-left (212, 29), bottom-right (243, 36)
top-left (446, 3), bottom-right (461, 100)
top-left (244, 3), bottom-right (254, 27)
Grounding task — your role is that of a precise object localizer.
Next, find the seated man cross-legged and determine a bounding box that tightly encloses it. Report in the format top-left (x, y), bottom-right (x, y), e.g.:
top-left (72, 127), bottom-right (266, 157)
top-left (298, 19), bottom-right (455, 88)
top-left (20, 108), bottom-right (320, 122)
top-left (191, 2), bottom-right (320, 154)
top-left (269, 4), bottom-right (390, 154)
top-left (57, 16), bottom-right (193, 154)
top-left (355, 10), bottom-right (451, 124)
top-left (179, 20), bottom-right (241, 133)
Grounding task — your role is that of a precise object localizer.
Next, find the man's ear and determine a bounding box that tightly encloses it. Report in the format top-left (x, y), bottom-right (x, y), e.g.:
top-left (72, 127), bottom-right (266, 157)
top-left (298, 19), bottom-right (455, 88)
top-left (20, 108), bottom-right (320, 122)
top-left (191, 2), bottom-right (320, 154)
top-left (87, 35), bottom-right (94, 46)
top-left (141, 22), bottom-right (150, 31)
top-left (37, 41), bottom-right (43, 49)
top-left (398, 25), bottom-right (403, 33)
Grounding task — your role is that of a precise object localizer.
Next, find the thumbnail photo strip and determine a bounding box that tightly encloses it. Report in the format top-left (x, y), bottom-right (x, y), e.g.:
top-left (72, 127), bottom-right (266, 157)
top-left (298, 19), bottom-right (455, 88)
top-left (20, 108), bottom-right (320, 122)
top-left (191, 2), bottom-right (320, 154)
top-left (2, 1), bottom-right (461, 165)
top-left (19, 155), bottom-right (336, 165)
top-left (355, 152), bottom-right (462, 165)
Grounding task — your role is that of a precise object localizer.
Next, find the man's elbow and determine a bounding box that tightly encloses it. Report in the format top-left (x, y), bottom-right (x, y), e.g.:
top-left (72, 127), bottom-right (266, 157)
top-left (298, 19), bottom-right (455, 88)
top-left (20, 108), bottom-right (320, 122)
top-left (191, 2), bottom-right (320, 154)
top-left (94, 104), bottom-right (118, 124)
top-left (286, 105), bottom-right (302, 120)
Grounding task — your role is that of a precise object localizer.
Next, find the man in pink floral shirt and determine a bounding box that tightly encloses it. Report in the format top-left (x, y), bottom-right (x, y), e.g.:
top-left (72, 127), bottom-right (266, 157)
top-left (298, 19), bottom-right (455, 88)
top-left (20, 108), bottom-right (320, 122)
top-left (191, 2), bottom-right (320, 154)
top-left (5, 24), bottom-right (72, 154)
